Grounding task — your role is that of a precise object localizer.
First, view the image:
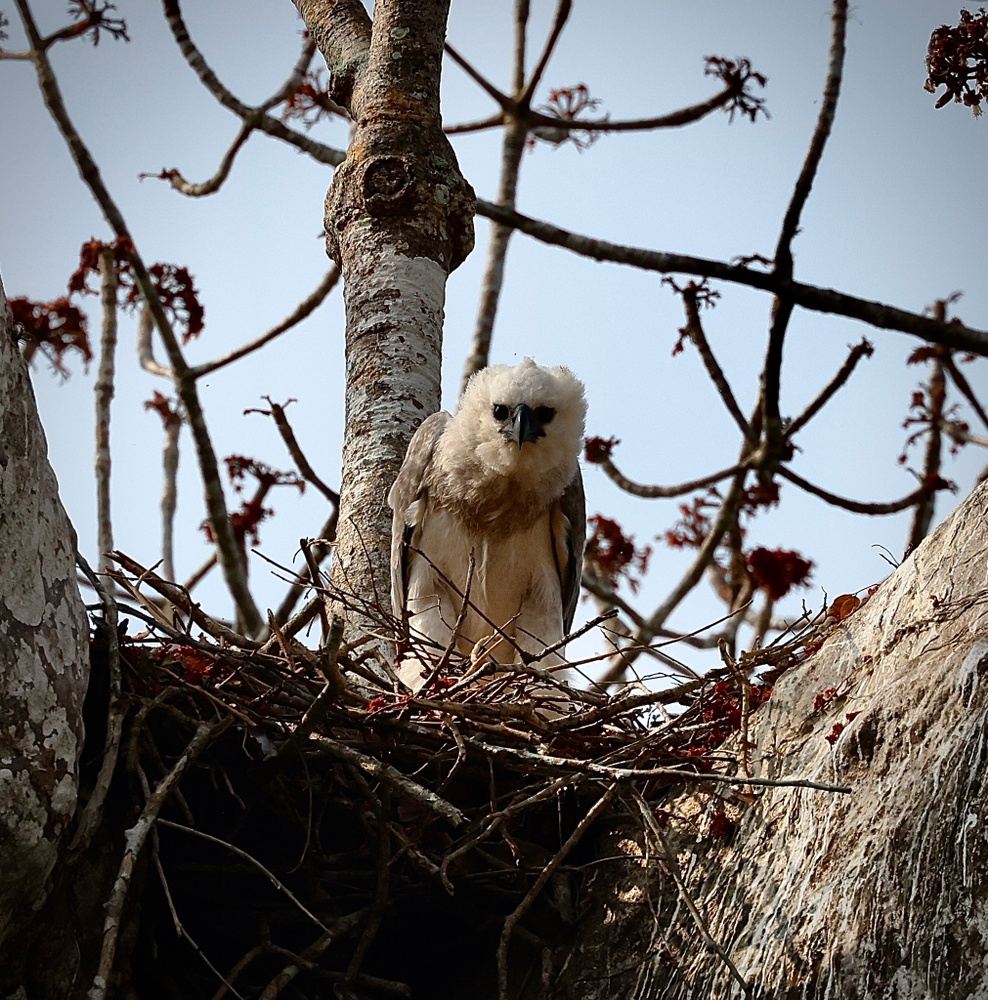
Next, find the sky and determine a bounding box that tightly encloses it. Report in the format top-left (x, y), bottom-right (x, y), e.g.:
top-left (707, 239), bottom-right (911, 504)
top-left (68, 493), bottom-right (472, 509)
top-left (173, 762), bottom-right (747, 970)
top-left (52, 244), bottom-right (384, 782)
top-left (1, 2), bottom-right (985, 675)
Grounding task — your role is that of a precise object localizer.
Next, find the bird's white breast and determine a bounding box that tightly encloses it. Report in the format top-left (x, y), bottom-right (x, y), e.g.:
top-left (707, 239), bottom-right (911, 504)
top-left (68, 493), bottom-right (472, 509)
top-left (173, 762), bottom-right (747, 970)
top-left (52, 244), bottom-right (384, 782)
top-left (406, 501), bottom-right (563, 657)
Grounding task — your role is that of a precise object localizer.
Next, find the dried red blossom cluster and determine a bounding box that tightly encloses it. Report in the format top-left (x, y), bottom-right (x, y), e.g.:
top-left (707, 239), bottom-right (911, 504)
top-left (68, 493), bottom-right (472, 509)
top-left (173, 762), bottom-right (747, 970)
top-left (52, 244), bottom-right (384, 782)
top-left (201, 456), bottom-right (305, 547)
top-left (139, 263), bottom-right (204, 341)
top-left (683, 680), bottom-right (773, 758)
top-left (224, 455), bottom-right (304, 494)
top-left (664, 488), bottom-right (721, 549)
top-left (825, 712), bottom-right (861, 746)
top-left (585, 514), bottom-right (651, 593)
top-left (281, 70), bottom-right (341, 129)
top-left (64, 1), bottom-right (129, 45)
top-left (746, 547), bottom-right (813, 600)
top-left (8, 296), bottom-right (92, 376)
top-left (532, 83), bottom-right (604, 150)
top-left (143, 390), bottom-right (182, 429)
top-left (16, 236), bottom-right (206, 378)
top-left (925, 7), bottom-right (988, 113)
top-left (583, 435), bottom-right (620, 464)
top-left (703, 55), bottom-right (768, 123)
top-left (71, 237), bottom-right (205, 342)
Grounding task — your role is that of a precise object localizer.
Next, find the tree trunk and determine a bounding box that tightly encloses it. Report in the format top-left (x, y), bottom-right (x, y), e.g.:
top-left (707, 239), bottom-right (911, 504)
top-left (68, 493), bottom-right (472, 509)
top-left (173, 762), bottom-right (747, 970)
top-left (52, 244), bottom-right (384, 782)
top-left (0, 275), bottom-right (89, 958)
top-left (294, 0), bottom-right (474, 640)
top-left (552, 478), bottom-right (988, 998)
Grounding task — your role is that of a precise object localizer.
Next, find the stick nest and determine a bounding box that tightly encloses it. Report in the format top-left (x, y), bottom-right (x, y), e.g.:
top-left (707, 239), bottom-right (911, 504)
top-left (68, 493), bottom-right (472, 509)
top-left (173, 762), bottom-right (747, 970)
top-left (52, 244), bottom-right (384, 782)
top-left (74, 551), bottom-right (824, 999)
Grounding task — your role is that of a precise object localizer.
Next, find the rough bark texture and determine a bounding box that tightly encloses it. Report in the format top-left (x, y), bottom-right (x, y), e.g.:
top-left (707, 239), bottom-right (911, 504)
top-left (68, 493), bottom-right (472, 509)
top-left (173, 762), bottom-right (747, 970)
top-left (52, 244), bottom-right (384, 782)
top-left (553, 480), bottom-right (988, 999)
top-left (0, 275), bottom-right (88, 954)
top-left (295, 0), bottom-right (475, 628)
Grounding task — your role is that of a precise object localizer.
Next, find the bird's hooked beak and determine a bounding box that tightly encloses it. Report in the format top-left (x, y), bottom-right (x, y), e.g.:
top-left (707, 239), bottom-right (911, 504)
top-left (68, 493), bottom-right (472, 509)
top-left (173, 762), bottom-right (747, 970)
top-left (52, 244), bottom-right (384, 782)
top-left (501, 403), bottom-right (546, 447)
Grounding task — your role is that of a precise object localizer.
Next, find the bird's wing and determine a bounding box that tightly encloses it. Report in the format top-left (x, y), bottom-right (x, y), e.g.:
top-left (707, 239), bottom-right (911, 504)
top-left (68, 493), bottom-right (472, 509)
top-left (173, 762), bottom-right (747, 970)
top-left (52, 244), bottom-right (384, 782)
top-left (554, 466), bottom-right (586, 634)
top-left (388, 411), bottom-right (451, 621)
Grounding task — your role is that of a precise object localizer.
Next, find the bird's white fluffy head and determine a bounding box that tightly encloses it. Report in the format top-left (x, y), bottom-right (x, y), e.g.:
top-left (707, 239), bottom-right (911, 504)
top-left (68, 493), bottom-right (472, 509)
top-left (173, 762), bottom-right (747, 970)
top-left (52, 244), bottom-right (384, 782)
top-left (446, 358), bottom-right (586, 485)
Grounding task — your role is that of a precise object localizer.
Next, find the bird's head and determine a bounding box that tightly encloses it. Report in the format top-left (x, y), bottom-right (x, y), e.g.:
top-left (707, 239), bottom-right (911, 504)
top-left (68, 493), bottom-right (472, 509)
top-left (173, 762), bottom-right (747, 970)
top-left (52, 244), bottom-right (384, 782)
top-left (451, 358), bottom-right (586, 483)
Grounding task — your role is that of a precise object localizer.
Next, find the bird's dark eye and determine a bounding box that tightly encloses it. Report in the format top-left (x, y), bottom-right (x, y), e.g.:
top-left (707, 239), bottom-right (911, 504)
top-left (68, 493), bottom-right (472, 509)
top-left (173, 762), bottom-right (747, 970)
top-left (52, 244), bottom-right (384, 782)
top-left (492, 403), bottom-right (510, 421)
top-left (534, 406), bottom-right (555, 424)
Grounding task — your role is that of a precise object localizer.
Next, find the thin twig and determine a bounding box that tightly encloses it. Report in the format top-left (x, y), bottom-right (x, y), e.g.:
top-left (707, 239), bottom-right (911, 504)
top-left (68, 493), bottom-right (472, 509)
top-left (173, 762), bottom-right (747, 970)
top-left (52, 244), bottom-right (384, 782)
top-left (161, 414), bottom-right (181, 582)
top-left (682, 287), bottom-right (750, 437)
top-left (786, 337), bottom-right (873, 438)
top-left (271, 515), bottom-right (337, 626)
top-left (598, 470), bottom-right (749, 684)
top-left (256, 915), bottom-right (382, 998)
top-left (778, 467), bottom-right (943, 515)
top-left (163, 0), bottom-right (344, 166)
top-left (497, 782), bottom-right (618, 1000)
top-left (107, 550), bottom-right (261, 649)
top-left (597, 457), bottom-right (743, 499)
top-left (443, 41), bottom-right (513, 111)
top-left (255, 396), bottom-right (341, 505)
top-left (308, 734), bottom-right (467, 826)
top-left (157, 817), bottom-right (334, 935)
top-left (519, 0), bottom-right (571, 106)
top-left (152, 834), bottom-right (246, 1000)
top-left (191, 267), bottom-right (340, 379)
top-left (458, 1), bottom-right (530, 392)
top-left (136, 304), bottom-right (172, 378)
top-left (469, 738), bottom-right (851, 794)
top-left (89, 721), bottom-right (220, 1000)
top-left (151, 122), bottom-right (254, 197)
top-left (635, 793), bottom-right (752, 997)
top-left (943, 353), bottom-right (988, 431)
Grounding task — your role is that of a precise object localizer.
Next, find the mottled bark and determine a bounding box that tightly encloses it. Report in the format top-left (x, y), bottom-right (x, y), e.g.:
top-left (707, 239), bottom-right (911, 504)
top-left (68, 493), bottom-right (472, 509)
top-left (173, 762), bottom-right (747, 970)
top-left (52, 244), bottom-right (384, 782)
top-left (294, 0), bottom-right (474, 637)
top-left (553, 479), bottom-right (988, 999)
top-left (0, 275), bottom-right (88, 953)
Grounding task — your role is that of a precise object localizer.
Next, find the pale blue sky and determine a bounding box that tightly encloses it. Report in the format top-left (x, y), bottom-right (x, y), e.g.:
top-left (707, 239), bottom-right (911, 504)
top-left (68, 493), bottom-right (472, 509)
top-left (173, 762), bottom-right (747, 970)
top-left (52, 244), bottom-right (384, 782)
top-left (2, 2), bottom-right (985, 668)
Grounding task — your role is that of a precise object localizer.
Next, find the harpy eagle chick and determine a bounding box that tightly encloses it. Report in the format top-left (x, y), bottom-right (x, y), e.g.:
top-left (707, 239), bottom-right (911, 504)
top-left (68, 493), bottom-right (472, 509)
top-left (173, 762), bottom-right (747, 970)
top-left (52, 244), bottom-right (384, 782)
top-left (388, 358), bottom-right (586, 691)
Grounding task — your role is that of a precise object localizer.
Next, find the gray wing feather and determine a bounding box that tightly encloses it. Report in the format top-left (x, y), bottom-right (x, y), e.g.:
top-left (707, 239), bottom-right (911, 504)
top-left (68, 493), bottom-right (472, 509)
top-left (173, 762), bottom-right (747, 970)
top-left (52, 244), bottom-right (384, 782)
top-left (388, 411), bottom-right (451, 620)
top-left (557, 466), bottom-right (586, 633)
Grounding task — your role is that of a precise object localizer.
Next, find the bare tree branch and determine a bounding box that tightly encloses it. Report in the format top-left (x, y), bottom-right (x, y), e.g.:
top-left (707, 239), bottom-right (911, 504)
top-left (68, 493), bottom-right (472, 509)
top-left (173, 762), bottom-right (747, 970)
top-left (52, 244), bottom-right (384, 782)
top-left (149, 122), bottom-right (253, 197)
top-left (519, 0), bottom-right (571, 106)
top-left (163, 0), bottom-right (344, 166)
top-left (598, 470), bottom-right (749, 684)
top-left (761, 0), bottom-right (848, 452)
top-left (147, 32), bottom-right (318, 198)
top-left (681, 285), bottom-right (750, 437)
top-left (459, 0), bottom-right (531, 391)
top-left (943, 353), bottom-right (988, 431)
top-left (907, 350), bottom-right (946, 551)
top-left (191, 267), bottom-right (340, 379)
top-left (94, 246), bottom-right (116, 571)
top-left (779, 466), bottom-right (945, 515)
top-left (786, 337), bottom-right (873, 437)
top-left (15, 0), bottom-right (263, 634)
top-left (596, 457), bottom-right (743, 499)
top-left (476, 200), bottom-right (988, 356)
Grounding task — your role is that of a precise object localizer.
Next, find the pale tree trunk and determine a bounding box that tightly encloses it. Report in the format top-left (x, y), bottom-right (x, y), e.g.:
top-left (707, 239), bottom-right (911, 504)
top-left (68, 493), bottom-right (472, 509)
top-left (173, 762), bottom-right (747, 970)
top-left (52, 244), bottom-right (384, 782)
top-left (0, 275), bottom-right (89, 955)
top-left (553, 479), bottom-right (988, 999)
top-left (293, 0), bottom-right (474, 638)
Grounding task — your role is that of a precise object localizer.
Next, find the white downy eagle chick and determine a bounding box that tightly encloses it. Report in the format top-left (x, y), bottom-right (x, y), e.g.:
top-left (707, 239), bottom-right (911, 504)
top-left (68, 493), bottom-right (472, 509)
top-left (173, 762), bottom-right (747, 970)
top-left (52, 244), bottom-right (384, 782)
top-left (388, 358), bottom-right (587, 691)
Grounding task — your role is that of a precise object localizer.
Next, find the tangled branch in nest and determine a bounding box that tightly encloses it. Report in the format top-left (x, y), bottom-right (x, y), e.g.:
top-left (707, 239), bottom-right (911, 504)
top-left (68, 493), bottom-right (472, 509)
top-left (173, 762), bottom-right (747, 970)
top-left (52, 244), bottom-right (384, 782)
top-left (73, 550), bottom-right (846, 998)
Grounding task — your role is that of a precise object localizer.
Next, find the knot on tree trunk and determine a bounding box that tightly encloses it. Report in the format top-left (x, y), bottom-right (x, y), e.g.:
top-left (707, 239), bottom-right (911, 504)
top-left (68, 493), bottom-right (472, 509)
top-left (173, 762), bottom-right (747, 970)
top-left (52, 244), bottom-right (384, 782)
top-left (324, 124), bottom-right (475, 272)
top-left (361, 154), bottom-right (415, 215)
